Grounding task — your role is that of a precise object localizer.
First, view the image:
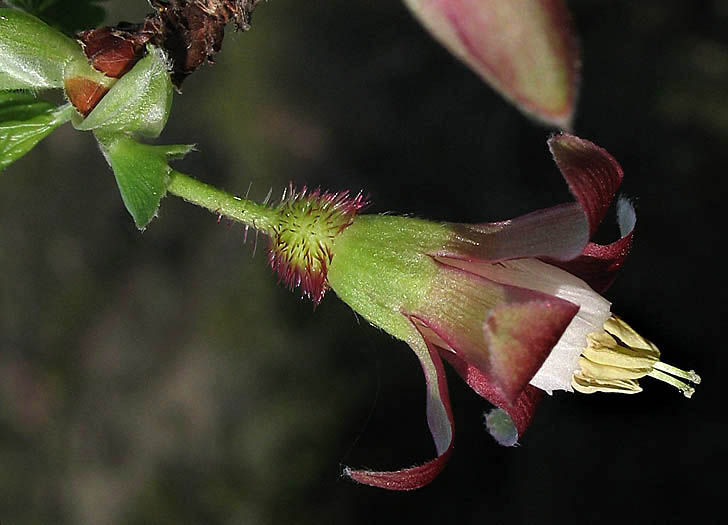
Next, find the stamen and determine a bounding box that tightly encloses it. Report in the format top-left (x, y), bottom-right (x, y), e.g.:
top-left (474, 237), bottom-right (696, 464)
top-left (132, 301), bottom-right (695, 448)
top-left (647, 369), bottom-right (696, 399)
top-left (571, 314), bottom-right (700, 397)
top-left (572, 371), bottom-right (642, 394)
top-left (652, 361), bottom-right (701, 384)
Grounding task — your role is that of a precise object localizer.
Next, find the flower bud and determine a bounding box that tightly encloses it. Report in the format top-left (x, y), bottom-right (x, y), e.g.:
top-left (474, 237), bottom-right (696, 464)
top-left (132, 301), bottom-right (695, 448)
top-left (403, 0), bottom-right (580, 129)
top-left (71, 46), bottom-right (173, 138)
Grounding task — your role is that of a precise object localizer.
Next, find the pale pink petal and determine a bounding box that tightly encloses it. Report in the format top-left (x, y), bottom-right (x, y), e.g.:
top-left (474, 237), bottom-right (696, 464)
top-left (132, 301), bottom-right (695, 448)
top-left (344, 448), bottom-right (452, 491)
top-left (446, 202), bottom-right (589, 262)
top-left (441, 133), bottom-right (627, 265)
top-left (344, 321), bottom-right (454, 490)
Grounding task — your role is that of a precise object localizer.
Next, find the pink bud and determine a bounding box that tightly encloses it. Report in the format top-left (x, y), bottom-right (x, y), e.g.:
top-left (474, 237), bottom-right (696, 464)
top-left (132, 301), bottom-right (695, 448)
top-left (404, 0), bottom-right (580, 129)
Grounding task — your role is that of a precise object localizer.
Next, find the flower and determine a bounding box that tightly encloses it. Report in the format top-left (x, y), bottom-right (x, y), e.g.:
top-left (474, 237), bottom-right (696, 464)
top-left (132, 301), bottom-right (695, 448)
top-left (402, 0), bottom-right (580, 129)
top-left (324, 133), bottom-right (696, 489)
top-left (263, 133), bottom-right (700, 491)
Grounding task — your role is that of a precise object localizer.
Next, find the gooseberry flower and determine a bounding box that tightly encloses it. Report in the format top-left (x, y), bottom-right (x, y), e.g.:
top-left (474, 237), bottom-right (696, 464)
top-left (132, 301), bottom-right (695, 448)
top-left (402, 0), bottom-right (580, 129)
top-left (258, 133), bottom-right (699, 490)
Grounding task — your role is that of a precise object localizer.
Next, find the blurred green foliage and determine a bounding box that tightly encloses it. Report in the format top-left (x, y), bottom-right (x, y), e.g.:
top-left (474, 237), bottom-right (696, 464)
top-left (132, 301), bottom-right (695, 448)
top-left (4, 0), bottom-right (107, 34)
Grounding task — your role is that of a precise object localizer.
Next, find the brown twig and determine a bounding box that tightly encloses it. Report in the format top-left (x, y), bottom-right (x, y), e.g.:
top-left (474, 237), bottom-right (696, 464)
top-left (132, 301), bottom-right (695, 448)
top-left (77, 0), bottom-right (262, 87)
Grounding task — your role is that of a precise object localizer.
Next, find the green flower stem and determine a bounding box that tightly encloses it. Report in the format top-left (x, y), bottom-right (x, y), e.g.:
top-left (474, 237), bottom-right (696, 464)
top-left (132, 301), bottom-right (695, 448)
top-left (167, 170), bottom-right (278, 235)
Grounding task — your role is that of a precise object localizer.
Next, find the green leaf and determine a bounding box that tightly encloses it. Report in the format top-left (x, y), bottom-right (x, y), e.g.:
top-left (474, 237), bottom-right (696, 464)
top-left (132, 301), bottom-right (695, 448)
top-left (0, 8), bottom-right (87, 91)
top-left (0, 90), bottom-right (52, 120)
top-left (96, 132), bottom-right (194, 230)
top-left (4, 0), bottom-right (107, 34)
top-left (0, 90), bottom-right (72, 172)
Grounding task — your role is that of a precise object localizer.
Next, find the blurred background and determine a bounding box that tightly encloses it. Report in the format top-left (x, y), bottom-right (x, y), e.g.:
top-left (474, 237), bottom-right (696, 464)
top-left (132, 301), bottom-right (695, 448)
top-left (0, 0), bottom-right (725, 523)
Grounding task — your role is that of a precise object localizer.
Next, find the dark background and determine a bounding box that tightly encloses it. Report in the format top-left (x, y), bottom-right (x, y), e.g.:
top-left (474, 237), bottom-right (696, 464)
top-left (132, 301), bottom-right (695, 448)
top-left (1, 1), bottom-right (725, 523)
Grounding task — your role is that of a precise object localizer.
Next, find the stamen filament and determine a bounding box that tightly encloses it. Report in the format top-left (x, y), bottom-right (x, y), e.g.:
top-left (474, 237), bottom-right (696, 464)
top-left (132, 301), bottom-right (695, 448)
top-left (572, 314), bottom-right (700, 398)
top-left (652, 361), bottom-right (702, 384)
top-left (647, 369), bottom-right (696, 398)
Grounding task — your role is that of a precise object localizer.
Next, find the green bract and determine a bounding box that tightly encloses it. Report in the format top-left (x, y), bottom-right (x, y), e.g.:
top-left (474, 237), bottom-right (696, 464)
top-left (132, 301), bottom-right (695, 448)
top-left (0, 8), bottom-right (87, 90)
top-left (0, 91), bottom-right (72, 172)
top-left (73, 46), bottom-right (174, 139)
top-left (0, 6), bottom-right (185, 229)
top-left (96, 132), bottom-right (194, 229)
top-left (75, 45), bottom-right (180, 229)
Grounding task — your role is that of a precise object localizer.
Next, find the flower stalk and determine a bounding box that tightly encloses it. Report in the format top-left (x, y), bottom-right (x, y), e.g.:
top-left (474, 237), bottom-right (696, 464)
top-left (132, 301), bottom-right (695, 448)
top-left (166, 170), bottom-right (278, 235)
top-left (167, 171), bottom-right (368, 304)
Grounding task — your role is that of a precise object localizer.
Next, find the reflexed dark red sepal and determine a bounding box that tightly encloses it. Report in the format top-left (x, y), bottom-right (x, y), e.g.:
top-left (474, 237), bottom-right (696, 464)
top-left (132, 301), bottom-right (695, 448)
top-left (548, 197), bottom-right (635, 293)
top-left (439, 350), bottom-right (544, 440)
top-left (416, 262), bottom-right (578, 405)
top-left (484, 297), bottom-right (579, 402)
top-left (344, 449), bottom-right (453, 491)
top-left (445, 134), bottom-right (628, 265)
top-left (344, 320), bottom-right (454, 490)
top-left (548, 133), bottom-right (624, 238)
